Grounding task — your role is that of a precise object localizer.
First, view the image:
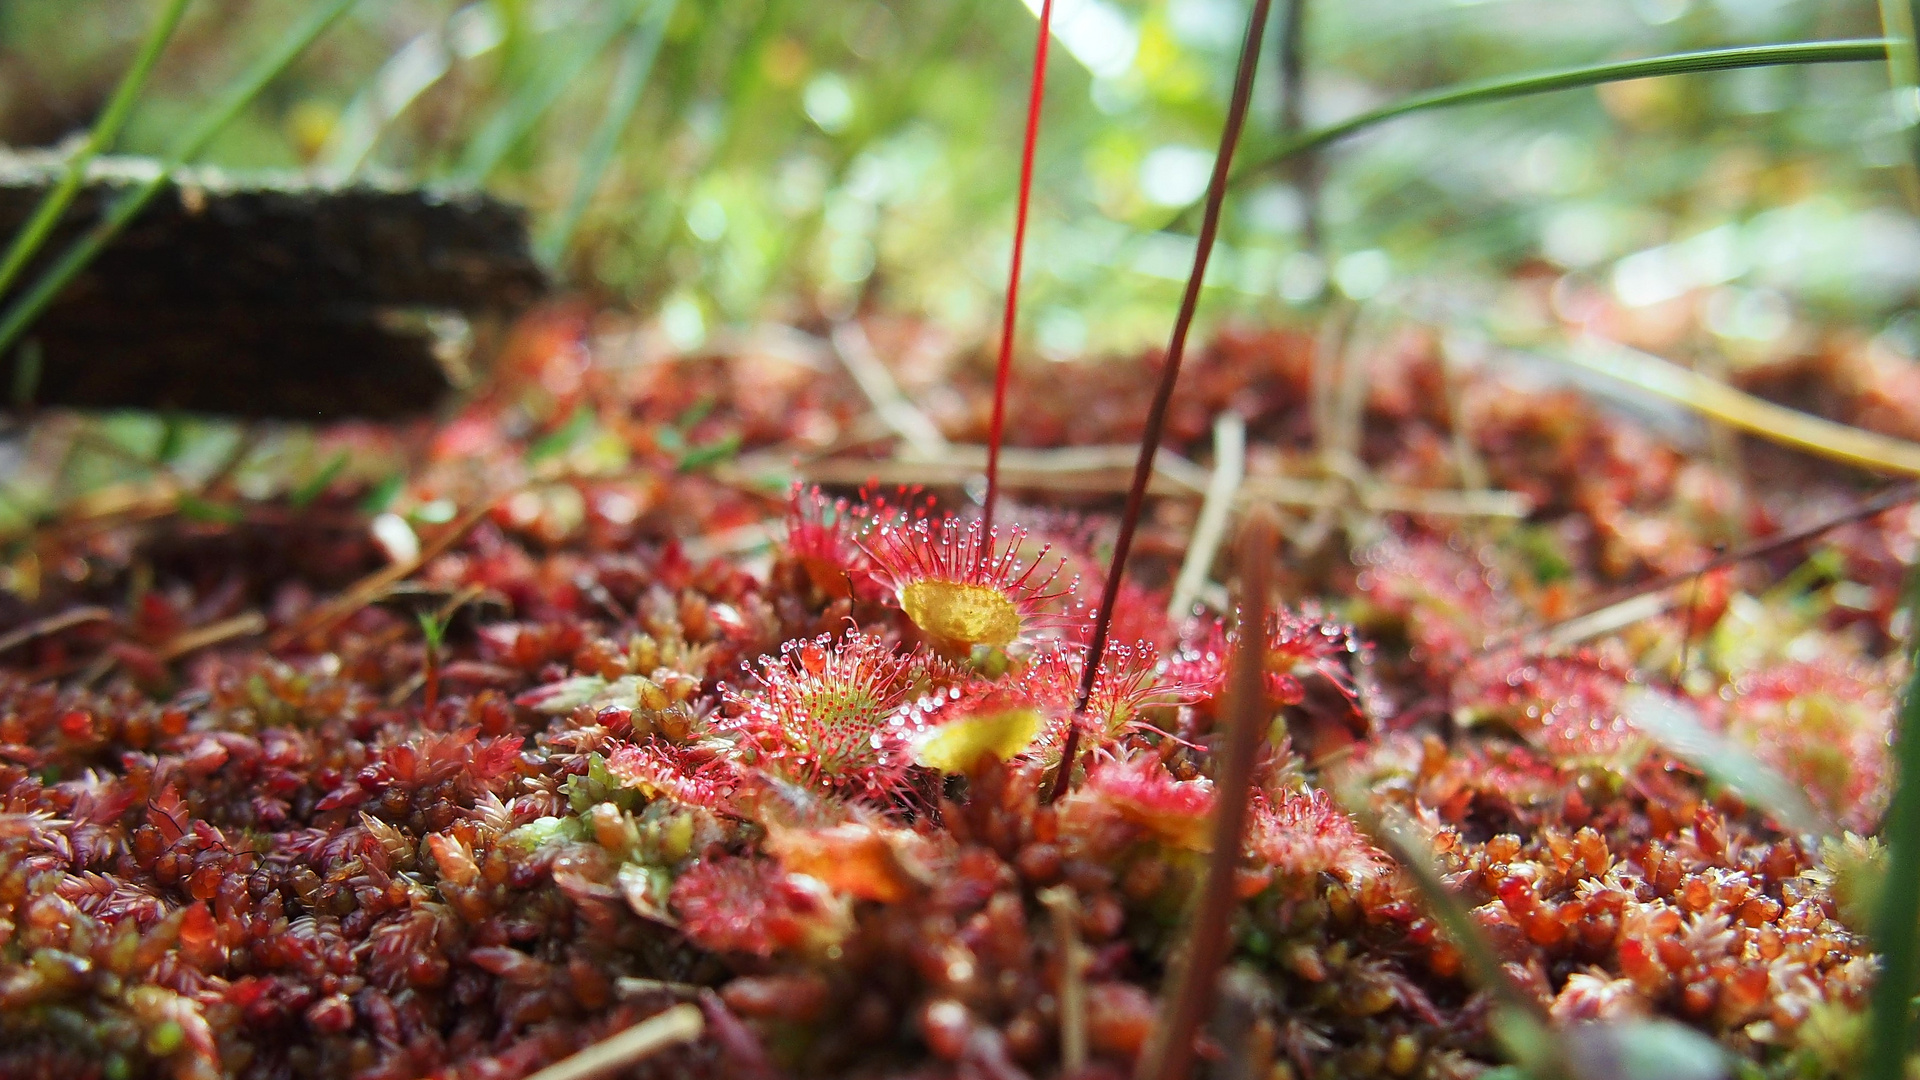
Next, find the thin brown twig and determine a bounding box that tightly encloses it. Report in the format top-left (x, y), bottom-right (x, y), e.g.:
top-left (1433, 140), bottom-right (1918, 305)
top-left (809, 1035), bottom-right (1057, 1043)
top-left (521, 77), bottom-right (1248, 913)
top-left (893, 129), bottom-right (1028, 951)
top-left (1052, 0), bottom-right (1274, 804)
top-left (1275, 0), bottom-right (1319, 250)
top-left (0, 605), bottom-right (113, 656)
top-left (268, 496), bottom-right (503, 651)
top-left (1136, 509), bottom-right (1277, 1080)
top-left (1483, 479), bottom-right (1920, 654)
top-left (156, 611), bottom-right (267, 661)
top-left (783, 453), bottom-right (1531, 517)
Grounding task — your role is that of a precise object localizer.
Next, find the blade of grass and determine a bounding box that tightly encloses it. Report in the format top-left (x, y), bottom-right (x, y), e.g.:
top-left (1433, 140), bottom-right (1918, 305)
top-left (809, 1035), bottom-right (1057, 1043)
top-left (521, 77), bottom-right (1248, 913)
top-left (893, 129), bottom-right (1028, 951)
top-left (289, 450), bottom-right (352, 510)
top-left (10, 338), bottom-right (42, 409)
top-left (1878, 0), bottom-right (1920, 208)
top-left (1157, 39), bottom-right (1889, 233)
top-left (1866, 586), bottom-right (1920, 1080)
top-left (321, 3), bottom-right (504, 177)
top-left (0, 0), bottom-right (192, 301)
top-left (1332, 781), bottom-right (1564, 1078)
top-left (1562, 337), bottom-right (1920, 476)
top-left (536, 0), bottom-right (681, 265)
top-left (0, 0), bottom-right (365, 363)
top-left (1618, 686), bottom-right (1836, 840)
top-left (452, 13), bottom-right (630, 183)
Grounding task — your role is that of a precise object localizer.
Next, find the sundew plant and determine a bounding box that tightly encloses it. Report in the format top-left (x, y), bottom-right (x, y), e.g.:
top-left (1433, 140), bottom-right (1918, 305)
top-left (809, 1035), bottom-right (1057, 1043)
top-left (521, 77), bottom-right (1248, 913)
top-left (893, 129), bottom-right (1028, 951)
top-left (4, 2), bottom-right (1920, 1080)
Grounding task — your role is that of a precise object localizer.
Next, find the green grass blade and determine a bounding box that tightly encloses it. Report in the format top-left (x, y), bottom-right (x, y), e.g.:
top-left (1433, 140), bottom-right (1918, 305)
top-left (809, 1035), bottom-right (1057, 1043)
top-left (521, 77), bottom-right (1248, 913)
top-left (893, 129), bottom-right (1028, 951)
top-left (453, 14), bottom-right (630, 183)
top-left (1213, 39), bottom-right (1892, 210)
top-left (323, 3), bottom-right (520, 178)
top-left (1880, 1), bottom-right (1920, 205)
top-left (1332, 779), bottom-right (1563, 1077)
top-left (536, 0), bottom-right (681, 265)
top-left (0, 0), bottom-right (192, 301)
top-left (0, 0), bottom-right (362, 362)
top-left (167, 0), bottom-right (365, 164)
top-left (1619, 686), bottom-right (1836, 840)
top-left (1866, 599), bottom-right (1920, 1080)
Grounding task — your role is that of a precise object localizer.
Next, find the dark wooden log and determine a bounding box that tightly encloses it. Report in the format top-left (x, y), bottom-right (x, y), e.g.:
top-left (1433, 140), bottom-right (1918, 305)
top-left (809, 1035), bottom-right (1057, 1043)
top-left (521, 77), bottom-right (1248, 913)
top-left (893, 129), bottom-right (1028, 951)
top-left (0, 151), bottom-right (547, 419)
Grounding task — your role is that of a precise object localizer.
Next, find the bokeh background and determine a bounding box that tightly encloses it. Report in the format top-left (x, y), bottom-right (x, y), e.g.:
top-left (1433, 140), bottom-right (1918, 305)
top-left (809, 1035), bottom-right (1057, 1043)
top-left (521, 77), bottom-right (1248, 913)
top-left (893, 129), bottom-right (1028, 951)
top-left (1, 0), bottom-right (1904, 354)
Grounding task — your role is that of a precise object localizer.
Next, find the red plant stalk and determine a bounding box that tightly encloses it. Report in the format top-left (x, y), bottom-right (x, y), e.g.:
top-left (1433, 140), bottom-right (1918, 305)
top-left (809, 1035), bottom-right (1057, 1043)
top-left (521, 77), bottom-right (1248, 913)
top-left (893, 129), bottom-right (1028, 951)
top-left (982, 0), bottom-right (1055, 533)
top-left (1135, 510), bottom-right (1277, 1080)
top-left (423, 643), bottom-right (440, 717)
top-left (1049, 0), bottom-right (1274, 804)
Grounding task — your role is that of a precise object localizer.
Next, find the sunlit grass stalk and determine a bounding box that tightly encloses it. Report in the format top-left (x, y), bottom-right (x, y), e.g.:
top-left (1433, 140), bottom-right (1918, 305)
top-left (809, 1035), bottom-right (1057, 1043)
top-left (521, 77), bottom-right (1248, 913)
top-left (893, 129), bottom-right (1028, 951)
top-left (537, 0), bottom-right (681, 265)
top-left (453, 15), bottom-right (629, 183)
top-left (0, 0), bottom-right (364, 362)
top-left (1878, 0), bottom-right (1920, 207)
top-left (1563, 339), bottom-right (1920, 476)
top-left (1866, 570), bottom-right (1920, 1080)
top-left (1225, 39), bottom-right (1889, 195)
top-left (0, 0), bottom-right (192, 301)
top-left (321, 3), bottom-right (485, 177)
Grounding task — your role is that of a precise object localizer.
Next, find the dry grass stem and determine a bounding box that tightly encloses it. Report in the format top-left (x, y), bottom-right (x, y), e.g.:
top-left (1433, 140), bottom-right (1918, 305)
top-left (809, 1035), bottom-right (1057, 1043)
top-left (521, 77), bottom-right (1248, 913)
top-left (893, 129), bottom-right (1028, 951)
top-left (1489, 479), bottom-right (1920, 653)
top-left (269, 496), bottom-right (502, 650)
top-left (829, 322), bottom-right (951, 459)
top-left (1038, 885), bottom-right (1090, 1073)
top-left (0, 605), bottom-right (113, 656)
top-left (157, 611), bottom-right (267, 661)
top-left (1169, 412), bottom-right (1247, 617)
top-left (614, 977), bottom-right (707, 1000)
top-left (1567, 337), bottom-right (1920, 475)
top-left (773, 450), bottom-right (1529, 518)
top-left (519, 1003), bottom-right (704, 1080)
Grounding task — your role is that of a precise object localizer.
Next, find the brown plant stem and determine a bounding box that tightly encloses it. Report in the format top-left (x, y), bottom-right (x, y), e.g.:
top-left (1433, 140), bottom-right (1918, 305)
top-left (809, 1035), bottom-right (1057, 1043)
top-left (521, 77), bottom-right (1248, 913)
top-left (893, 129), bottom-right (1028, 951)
top-left (0, 605), bottom-right (113, 657)
top-left (1135, 510), bottom-right (1277, 1080)
top-left (156, 612), bottom-right (266, 661)
top-left (268, 495), bottom-right (502, 651)
top-left (1485, 479), bottom-right (1920, 654)
top-left (1048, 0), bottom-right (1273, 804)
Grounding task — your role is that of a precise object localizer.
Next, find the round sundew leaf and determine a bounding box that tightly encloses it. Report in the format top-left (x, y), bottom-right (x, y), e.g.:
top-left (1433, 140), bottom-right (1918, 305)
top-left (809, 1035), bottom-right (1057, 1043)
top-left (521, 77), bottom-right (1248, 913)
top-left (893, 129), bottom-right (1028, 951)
top-left (901, 580), bottom-right (1022, 647)
top-left (912, 705), bottom-right (1045, 773)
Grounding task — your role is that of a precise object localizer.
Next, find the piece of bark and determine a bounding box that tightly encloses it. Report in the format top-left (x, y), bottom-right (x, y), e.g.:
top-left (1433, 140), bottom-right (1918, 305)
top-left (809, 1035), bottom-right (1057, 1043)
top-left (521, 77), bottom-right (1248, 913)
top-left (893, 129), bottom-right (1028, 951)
top-left (0, 151), bottom-right (546, 419)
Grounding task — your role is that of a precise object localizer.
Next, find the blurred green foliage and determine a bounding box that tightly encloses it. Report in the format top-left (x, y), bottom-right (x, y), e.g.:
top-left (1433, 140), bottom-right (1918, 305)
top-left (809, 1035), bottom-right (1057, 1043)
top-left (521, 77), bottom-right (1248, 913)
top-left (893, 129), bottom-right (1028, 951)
top-left (0, 0), bottom-right (1907, 353)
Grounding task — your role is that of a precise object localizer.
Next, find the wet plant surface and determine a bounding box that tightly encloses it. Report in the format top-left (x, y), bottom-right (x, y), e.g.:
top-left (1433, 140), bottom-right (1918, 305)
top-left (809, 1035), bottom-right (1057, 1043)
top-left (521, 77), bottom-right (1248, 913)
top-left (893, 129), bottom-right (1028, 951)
top-left (0, 316), bottom-right (1912, 1080)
